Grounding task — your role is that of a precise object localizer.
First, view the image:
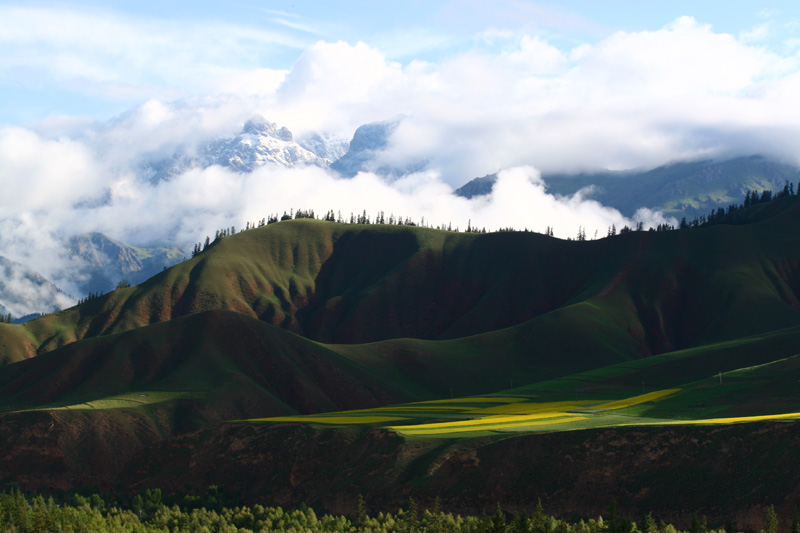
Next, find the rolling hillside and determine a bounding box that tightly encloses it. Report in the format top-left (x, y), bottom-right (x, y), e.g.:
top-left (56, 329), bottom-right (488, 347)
top-left (0, 195), bottom-right (799, 521)
top-left (6, 194), bottom-right (800, 359)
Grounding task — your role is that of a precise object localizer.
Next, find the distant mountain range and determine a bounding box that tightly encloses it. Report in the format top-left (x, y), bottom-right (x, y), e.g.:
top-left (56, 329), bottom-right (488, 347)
top-left (6, 116), bottom-right (800, 317)
top-left (142, 116), bottom-right (350, 181)
top-left (144, 115), bottom-right (417, 181)
top-left (68, 233), bottom-right (183, 293)
top-left (144, 116), bottom-right (800, 222)
top-left (456, 155), bottom-right (800, 219)
top-left (4, 108), bottom-right (800, 527)
top-left (0, 234), bottom-right (182, 321)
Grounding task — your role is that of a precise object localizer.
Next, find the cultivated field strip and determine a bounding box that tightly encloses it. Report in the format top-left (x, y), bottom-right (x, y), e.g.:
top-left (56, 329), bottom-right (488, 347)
top-left (248, 389), bottom-right (695, 437)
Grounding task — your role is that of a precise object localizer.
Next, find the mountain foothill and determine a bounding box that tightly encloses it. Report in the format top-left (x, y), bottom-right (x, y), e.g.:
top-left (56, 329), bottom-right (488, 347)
top-left (0, 186), bottom-right (798, 526)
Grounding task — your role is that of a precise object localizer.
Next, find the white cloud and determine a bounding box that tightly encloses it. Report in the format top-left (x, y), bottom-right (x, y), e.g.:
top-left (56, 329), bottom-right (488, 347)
top-left (0, 5), bottom-right (305, 104)
top-left (503, 35), bottom-right (569, 73)
top-left (740, 22), bottom-right (772, 43)
top-left (273, 41), bottom-right (406, 134)
top-left (0, 127), bottom-right (104, 214)
top-left (3, 13), bottom-right (800, 312)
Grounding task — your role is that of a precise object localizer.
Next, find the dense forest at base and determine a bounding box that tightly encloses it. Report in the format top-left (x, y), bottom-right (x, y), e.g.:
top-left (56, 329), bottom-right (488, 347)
top-left (0, 489), bottom-right (790, 533)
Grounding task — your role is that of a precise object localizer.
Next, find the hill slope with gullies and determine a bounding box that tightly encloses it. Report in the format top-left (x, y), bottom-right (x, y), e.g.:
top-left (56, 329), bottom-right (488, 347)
top-left (5, 194), bottom-right (800, 360)
top-left (2, 195), bottom-right (800, 521)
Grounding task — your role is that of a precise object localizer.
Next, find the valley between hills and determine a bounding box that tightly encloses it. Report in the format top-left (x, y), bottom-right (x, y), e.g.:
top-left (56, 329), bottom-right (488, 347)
top-left (1, 194), bottom-right (800, 529)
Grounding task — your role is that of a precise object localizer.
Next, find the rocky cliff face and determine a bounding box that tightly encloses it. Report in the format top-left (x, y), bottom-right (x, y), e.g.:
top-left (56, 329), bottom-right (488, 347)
top-left (330, 120), bottom-right (401, 177)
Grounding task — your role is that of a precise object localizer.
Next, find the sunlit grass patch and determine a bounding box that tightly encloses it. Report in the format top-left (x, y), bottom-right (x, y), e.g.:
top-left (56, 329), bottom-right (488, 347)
top-left (44, 391), bottom-right (205, 411)
top-left (392, 416), bottom-right (588, 435)
top-left (662, 412), bottom-right (800, 425)
top-left (343, 405), bottom-right (471, 413)
top-left (467, 400), bottom-right (594, 415)
top-left (589, 389), bottom-right (680, 410)
top-left (410, 397), bottom-right (527, 405)
top-left (251, 415), bottom-right (409, 425)
top-left (388, 411), bottom-right (572, 431)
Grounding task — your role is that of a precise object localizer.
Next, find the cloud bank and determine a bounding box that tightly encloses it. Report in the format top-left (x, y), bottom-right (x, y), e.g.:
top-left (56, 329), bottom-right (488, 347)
top-left (2, 12), bottom-right (800, 310)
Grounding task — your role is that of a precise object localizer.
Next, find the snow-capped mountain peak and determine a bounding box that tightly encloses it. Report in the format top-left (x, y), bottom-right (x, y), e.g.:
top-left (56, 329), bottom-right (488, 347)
top-left (202, 116), bottom-right (326, 171)
top-left (142, 116), bottom-right (349, 180)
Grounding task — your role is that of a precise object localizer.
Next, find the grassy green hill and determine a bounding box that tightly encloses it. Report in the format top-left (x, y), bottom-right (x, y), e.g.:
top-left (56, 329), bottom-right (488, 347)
top-left (115, 325), bottom-right (800, 524)
top-left (0, 197), bottom-right (797, 409)
top-left (4, 195), bottom-right (800, 362)
top-left (0, 310), bottom-right (425, 423)
top-left (0, 197), bottom-right (799, 414)
top-left (246, 323), bottom-right (800, 438)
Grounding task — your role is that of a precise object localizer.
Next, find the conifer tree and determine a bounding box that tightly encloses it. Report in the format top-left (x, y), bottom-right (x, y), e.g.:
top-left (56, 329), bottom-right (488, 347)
top-left (531, 498), bottom-right (546, 533)
top-left (642, 512), bottom-right (658, 533)
top-left (762, 505), bottom-right (778, 533)
top-left (491, 503), bottom-right (507, 533)
top-left (355, 494), bottom-right (368, 531)
top-left (404, 497), bottom-right (419, 533)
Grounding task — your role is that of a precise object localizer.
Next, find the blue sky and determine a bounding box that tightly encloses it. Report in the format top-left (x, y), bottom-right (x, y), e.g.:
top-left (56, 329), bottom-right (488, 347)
top-left (1, 1), bottom-right (798, 125)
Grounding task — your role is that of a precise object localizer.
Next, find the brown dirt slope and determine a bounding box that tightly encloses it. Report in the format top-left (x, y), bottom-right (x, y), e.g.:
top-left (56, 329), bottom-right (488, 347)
top-left (112, 419), bottom-right (800, 531)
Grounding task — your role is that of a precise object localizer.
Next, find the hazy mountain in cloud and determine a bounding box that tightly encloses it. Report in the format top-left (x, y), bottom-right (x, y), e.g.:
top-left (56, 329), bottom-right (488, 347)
top-left (329, 118), bottom-right (425, 178)
top-left (456, 155), bottom-right (800, 219)
top-left (455, 174), bottom-right (501, 199)
top-left (0, 255), bottom-right (71, 319)
top-left (68, 233), bottom-right (183, 296)
top-left (330, 119), bottom-right (399, 177)
top-left (142, 116), bottom-right (341, 181)
top-left (142, 114), bottom-right (422, 181)
top-left (296, 131), bottom-right (350, 163)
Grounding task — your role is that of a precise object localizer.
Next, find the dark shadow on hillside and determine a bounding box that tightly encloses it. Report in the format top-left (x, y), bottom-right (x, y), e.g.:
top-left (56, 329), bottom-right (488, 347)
top-left (298, 230), bottom-right (420, 343)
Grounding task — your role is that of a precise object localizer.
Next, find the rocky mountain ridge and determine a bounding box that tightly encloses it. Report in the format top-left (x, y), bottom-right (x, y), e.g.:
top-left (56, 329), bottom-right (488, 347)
top-left (456, 155), bottom-right (800, 218)
top-left (201, 116), bottom-right (330, 171)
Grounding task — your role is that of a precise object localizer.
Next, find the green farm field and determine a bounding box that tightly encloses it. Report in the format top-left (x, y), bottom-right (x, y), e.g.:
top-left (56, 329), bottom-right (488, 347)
top-left (248, 348), bottom-right (800, 439)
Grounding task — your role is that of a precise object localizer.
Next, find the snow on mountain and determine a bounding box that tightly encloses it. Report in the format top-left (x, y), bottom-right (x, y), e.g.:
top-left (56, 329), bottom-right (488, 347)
top-left (142, 116), bottom-right (343, 180)
top-left (201, 116), bottom-right (328, 171)
top-left (142, 115), bottom-right (425, 181)
top-left (297, 132), bottom-right (350, 163)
